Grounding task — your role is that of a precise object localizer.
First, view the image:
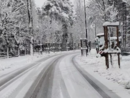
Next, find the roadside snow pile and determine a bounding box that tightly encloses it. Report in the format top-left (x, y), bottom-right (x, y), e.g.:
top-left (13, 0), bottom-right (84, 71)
top-left (0, 53), bottom-right (52, 77)
top-left (126, 81), bottom-right (130, 89)
top-left (94, 68), bottom-right (130, 86)
top-left (76, 49), bottom-right (130, 89)
top-left (0, 50), bottom-right (78, 77)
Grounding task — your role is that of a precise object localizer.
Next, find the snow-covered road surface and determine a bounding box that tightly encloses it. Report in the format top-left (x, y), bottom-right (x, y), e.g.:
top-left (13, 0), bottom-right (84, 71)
top-left (0, 54), bottom-right (58, 91)
top-left (26, 53), bottom-right (120, 98)
top-left (0, 54), bottom-right (64, 98)
top-left (0, 51), bottom-right (121, 98)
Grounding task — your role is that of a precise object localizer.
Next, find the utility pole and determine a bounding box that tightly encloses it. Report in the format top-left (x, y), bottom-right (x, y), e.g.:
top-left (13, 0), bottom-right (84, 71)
top-left (95, 23), bottom-right (96, 37)
top-left (27, 0), bottom-right (34, 55)
top-left (84, 0), bottom-right (88, 54)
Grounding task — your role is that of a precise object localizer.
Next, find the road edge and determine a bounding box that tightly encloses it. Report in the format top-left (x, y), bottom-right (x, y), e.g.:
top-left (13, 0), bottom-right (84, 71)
top-left (73, 55), bottom-right (130, 98)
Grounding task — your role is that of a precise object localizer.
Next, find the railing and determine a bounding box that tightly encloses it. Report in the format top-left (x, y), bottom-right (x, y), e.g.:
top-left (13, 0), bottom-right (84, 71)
top-left (0, 52), bottom-right (7, 58)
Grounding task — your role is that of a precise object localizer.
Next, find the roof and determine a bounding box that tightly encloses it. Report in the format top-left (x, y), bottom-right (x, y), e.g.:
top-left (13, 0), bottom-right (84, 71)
top-left (80, 38), bottom-right (87, 40)
top-left (103, 21), bottom-right (119, 26)
top-left (96, 33), bottom-right (104, 37)
top-left (110, 36), bottom-right (122, 40)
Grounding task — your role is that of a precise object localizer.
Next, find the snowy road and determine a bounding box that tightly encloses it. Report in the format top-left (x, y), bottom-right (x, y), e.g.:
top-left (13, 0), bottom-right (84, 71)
top-left (0, 51), bottom-right (121, 98)
top-left (0, 54), bottom-right (58, 91)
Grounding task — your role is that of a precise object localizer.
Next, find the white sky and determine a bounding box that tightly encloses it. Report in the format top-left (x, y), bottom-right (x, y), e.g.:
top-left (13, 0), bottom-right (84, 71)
top-left (34, 0), bottom-right (46, 7)
top-left (34, 0), bottom-right (75, 7)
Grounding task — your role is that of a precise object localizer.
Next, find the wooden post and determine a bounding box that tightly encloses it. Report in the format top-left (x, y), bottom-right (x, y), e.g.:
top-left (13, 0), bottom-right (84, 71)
top-left (106, 54), bottom-right (109, 69)
top-left (86, 40), bottom-right (88, 56)
top-left (118, 53), bottom-right (120, 68)
top-left (80, 40), bottom-right (83, 56)
top-left (117, 27), bottom-right (119, 47)
top-left (104, 26), bottom-right (109, 69)
top-left (117, 26), bottom-right (120, 68)
top-left (103, 22), bottom-right (121, 69)
top-left (110, 54), bottom-right (113, 66)
top-left (106, 27), bottom-right (108, 48)
top-left (104, 26), bottom-right (107, 48)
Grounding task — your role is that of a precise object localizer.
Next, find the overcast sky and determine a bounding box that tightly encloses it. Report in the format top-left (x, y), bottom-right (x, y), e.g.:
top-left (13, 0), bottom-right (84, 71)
top-left (34, 0), bottom-right (75, 7)
top-left (34, 0), bottom-right (45, 7)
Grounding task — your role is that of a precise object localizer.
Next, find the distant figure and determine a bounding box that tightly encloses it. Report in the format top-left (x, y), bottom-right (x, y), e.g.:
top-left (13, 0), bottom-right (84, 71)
top-left (95, 40), bottom-right (99, 53)
top-left (39, 48), bottom-right (42, 54)
top-left (88, 41), bottom-right (91, 51)
top-left (111, 42), bottom-right (114, 49)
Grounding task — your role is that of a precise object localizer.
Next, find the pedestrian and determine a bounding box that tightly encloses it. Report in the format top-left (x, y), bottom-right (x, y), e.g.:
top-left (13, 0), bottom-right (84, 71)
top-left (40, 48), bottom-right (42, 54)
top-left (89, 41), bottom-right (91, 51)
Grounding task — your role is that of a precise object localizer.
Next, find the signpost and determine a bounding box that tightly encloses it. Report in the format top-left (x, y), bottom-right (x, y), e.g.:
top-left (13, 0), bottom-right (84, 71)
top-left (103, 22), bottom-right (121, 69)
top-left (80, 38), bottom-right (88, 56)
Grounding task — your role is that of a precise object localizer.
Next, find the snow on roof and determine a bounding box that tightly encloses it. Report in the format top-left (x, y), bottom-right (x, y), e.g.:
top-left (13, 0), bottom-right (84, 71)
top-left (80, 38), bottom-right (87, 40)
top-left (103, 21), bottom-right (119, 26)
top-left (96, 33), bottom-right (104, 37)
top-left (110, 36), bottom-right (122, 41)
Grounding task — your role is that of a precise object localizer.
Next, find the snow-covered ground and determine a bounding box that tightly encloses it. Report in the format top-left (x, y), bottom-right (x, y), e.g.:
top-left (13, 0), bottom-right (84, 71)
top-left (0, 51), bottom-right (74, 77)
top-left (0, 50), bottom-right (79, 77)
top-left (0, 55), bottom-right (63, 98)
top-left (0, 53), bottom-right (52, 77)
top-left (76, 49), bottom-right (130, 92)
top-left (1, 50), bottom-right (130, 98)
top-left (0, 50), bottom-right (79, 98)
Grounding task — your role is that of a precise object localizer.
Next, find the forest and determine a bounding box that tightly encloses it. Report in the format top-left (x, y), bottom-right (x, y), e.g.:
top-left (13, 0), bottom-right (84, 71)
top-left (0, 0), bottom-right (130, 57)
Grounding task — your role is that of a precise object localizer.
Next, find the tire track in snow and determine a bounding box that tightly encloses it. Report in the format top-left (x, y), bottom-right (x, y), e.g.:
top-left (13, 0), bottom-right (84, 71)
top-left (72, 55), bottom-right (121, 98)
top-left (0, 54), bottom-right (58, 91)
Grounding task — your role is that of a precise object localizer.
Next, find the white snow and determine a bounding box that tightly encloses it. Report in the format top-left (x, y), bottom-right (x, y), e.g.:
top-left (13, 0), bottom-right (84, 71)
top-left (2, 49), bottom-right (130, 98)
top-left (110, 36), bottom-right (122, 40)
top-left (0, 69), bottom-right (33, 98)
top-left (0, 53), bottom-right (50, 77)
top-left (103, 21), bottom-right (119, 26)
top-left (80, 38), bottom-right (87, 40)
top-left (123, 0), bottom-right (130, 5)
top-left (75, 49), bottom-right (130, 97)
top-left (103, 48), bottom-right (121, 53)
top-left (81, 48), bottom-right (88, 50)
top-left (0, 51), bottom-right (75, 77)
top-left (96, 33), bottom-right (104, 37)
top-left (0, 55), bottom-right (63, 98)
top-left (0, 51), bottom-right (78, 98)
top-left (59, 54), bottom-right (103, 98)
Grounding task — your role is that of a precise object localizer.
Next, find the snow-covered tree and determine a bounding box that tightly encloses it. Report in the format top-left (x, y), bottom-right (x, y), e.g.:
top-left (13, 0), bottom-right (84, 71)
top-left (36, 8), bottom-right (62, 45)
top-left (123, 0), bottom-right (130, 5)
top-left (75, 0), bottom-right (86, 37)
top-left (0, 0), bottom-right (35, 57)
top-left (0, 0), bottom-right (25, 57)
top-left (41, 0), bottom-right (75, 50)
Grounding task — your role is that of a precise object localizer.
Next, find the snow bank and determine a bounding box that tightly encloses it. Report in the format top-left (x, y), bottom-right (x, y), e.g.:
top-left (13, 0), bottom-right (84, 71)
top-left (125, 81), bottom-right (130, 89)
top-left (76, 49), bottom-right (130, 90)
top-left (0, 53), bottom-right (49, 77)
top-left (0, 50), bottom-right (78, 77)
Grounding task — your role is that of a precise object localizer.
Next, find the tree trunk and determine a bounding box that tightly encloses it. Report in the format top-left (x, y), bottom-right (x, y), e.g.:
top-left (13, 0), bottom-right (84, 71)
top-left (25, 48), bottom-right (27, 55)
top-left (18, 44), bottom-right (20, 56)
top-left (61, 24), bottom-right (68, 51)
top-left (62, 35), bottom-right (67, 51)
top-left (7, 47), bottom-right (9, 58)
top-left (30, 37), bottom-right (33, 55)
top-left (30, 43), bottom-right (33, 55)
